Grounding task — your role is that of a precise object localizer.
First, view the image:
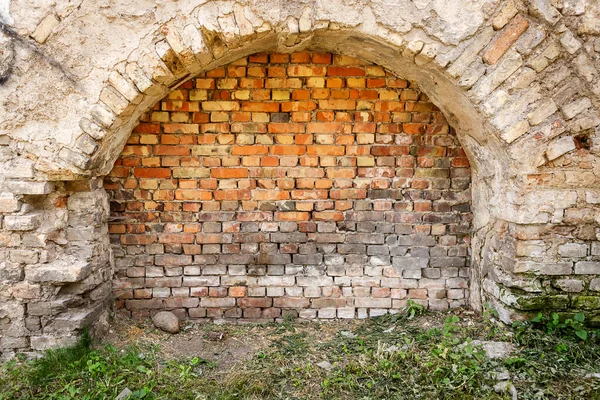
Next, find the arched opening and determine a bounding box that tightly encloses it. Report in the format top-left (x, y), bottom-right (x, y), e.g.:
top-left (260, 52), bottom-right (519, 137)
top-left (104, 52), bottom-right (473, 320)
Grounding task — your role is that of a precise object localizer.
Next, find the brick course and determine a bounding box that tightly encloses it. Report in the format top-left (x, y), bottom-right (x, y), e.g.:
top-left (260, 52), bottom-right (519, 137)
top-left (105, 52), bottom-right (472, 320)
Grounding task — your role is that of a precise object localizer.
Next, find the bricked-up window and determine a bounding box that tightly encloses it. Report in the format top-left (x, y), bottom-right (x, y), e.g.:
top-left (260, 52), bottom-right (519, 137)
top-left (105, 52), bottom-right (472, 320)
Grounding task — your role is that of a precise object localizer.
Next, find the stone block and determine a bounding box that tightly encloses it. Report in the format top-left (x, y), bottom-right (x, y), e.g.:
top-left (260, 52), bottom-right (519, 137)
top-left (554, 279), bottom-right (584, 293)
top-left (529, 0), bottom-right (561, 25)
top-left (0, 193), bottom-right (20, 213)
top-left (3, 213), bottom-right (40, 231)
top-left (25, 258), bottom-right (92, 283)
top-left (575, 262), bottom-right (600, 275)
top-left (3, 181), bottom-right (54, 195)
top-left (558, 243), bottom-right (588, 258)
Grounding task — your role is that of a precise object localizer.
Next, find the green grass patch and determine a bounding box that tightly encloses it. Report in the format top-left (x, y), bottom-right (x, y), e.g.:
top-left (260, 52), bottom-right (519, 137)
top-left (2, 305), bottom-right (600, 399)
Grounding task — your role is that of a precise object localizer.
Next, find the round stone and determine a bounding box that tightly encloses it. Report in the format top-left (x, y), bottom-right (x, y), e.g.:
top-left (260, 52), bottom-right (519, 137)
top-left (152, 311), bottom-right (179, 334)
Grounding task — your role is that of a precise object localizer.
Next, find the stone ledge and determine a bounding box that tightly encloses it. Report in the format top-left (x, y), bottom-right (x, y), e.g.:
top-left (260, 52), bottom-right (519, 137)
top-left (25, 258), bottom-right (92, 283)
top-left (1, 181), bottom-right (55, 195)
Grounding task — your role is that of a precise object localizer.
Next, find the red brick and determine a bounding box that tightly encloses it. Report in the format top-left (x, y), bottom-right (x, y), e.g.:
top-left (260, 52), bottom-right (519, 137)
top-left (133, 168), bottom-right (171, 179)
top-left (402, 123), bottom-right (426, 134)
top-left (158, 233), bottom-right (195, 244)
top-left (121, 234), bottom-right (157, 245)
top-left (249, 53), bottom-right (268, 63)
top-left (238, 297), bottom-right (273, 307)
top-left (133, 123), bottom-right (160, 134)
top-left (312, 52), bottom-right (332, 64)
top-left (483, 14), bottom-right (529, 65)
top-left (327, 66), bottom-right (365, 76)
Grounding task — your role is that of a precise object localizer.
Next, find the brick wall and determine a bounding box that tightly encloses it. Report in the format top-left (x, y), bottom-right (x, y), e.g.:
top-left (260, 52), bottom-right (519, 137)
top-left (104, 52), bottom-right (472, 321)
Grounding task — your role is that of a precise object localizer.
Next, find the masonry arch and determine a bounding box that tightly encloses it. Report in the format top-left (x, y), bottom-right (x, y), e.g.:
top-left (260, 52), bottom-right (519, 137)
top-left (78, 23), bottom-right (521, 319)
top-left (4, 0), bottom-right (599, 356)
top-left (104, 50), bottom-right (477, 319)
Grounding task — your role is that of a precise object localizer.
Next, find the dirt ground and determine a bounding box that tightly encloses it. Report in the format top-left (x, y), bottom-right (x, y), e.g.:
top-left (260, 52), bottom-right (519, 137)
top-left (103, 310), bottom-right (458, 372)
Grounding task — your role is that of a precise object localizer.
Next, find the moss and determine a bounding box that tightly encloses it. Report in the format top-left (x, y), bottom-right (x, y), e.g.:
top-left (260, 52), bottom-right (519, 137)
top-left (516, 295), bottom-right (570, 311)
top-left (571, 296), bottom-right (600, 310)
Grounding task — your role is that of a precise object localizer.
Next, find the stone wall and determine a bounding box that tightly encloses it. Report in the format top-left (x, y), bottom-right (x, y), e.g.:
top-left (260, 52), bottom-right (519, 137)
top-left (104, 52), bottom-right (472, 320)
top-left (0, 0), bottom-right (599, 357)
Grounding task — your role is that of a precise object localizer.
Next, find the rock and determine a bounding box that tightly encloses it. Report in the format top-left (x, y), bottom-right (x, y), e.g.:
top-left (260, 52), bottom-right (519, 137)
top-left (116, 387), bottom-right (132, 400)
top-left (317, 361), bottom-right (333, 371)
top-left (25, 258), bottom-right (92, 283)
top-left (492, 368), bottom-right (511, 381)
top-left (494, 381), bottom-right (518, 400)
top-left (152, 311), bottom-right (179, 334)
top-left (469, 340), bottom-right (516, 359)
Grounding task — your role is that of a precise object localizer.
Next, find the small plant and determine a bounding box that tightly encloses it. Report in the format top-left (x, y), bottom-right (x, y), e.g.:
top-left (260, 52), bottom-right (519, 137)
top-left (531, 312), bottom-right (590, 341)
top-left (404, 300), bottom-right (426, 319)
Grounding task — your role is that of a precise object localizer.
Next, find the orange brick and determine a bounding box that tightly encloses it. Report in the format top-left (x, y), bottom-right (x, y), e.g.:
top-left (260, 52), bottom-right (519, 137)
top-left (403, 123), bottom-right (426, 135)
top-left (214, 190), bottom-right (252, 200)
top-left (247, 66), bottom-right (266, 77)
top-left (133, 168), bottom-right (170, 179)
top-left (174, 190), bottom-right (212, 200)
top-left (312, 52), bottom-right (332, 64)
top-left (268, 123), bottom-right (305, 134)
top-left (326, 168), bottom-right (356, 179)
top-left (292, 89), bottom-right (311, 100)
top-left (329, 189), bottom-right (367, 199)
top-left (227, 66), bottom-right (246, 77)
top-left (232, 145), bottom-right (269, 155)
top-left (327, 66), bottom-right (365, 76)
top-left (288, 65), bottom-right (327, 77)
top-left (252, 190), bottom-right (290, 201)
top-left (313, 211), bottom-right (344, 221)
top-left (249, 53), bottom-right (268, 63)
top-left (261, 156), bottom-right (279, 166)
top-left (229, 286), bottom-right (247, 297)
top-left (241, 102), bottom-right (280, 112)
top-left (281, 101), bottom-right (317, 112)
top-left (307, 145), bottom-right (345, 156)
top-left (318, 100), bottom-right (356, 110)
top-left (483, 14), bottom-right (529, 65)
top-left (153, 145), bottom-right (190, 156)
top-left (271, 145), bottom-right (306, 155)
top-left (196, 78), bottom-right (215, 89)
top-left (295, 134), bottom-right (313, 145)
top-left (133, 123), bottom-right (160, 134)
top-left (291, 52), bottom-right (311, 63)
top-left (239, 78), bottom-right (264, 89)
top-left (274, 211), bottom-right (310, 221)
top-left (270, 53), bottom-right (290, 63)
top-left (212, 168), bottom-right (249, 179)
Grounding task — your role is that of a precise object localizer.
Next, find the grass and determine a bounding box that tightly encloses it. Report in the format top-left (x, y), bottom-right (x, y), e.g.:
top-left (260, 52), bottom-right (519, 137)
top-left (2, 304), bottom-right (600, 399)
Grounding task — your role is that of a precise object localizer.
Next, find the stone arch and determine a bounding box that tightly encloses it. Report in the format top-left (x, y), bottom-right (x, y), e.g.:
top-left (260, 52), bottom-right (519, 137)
top-left (2, 0), bottom-right (600, 355)
top-left (104, 50), bottom-right (475, 319)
